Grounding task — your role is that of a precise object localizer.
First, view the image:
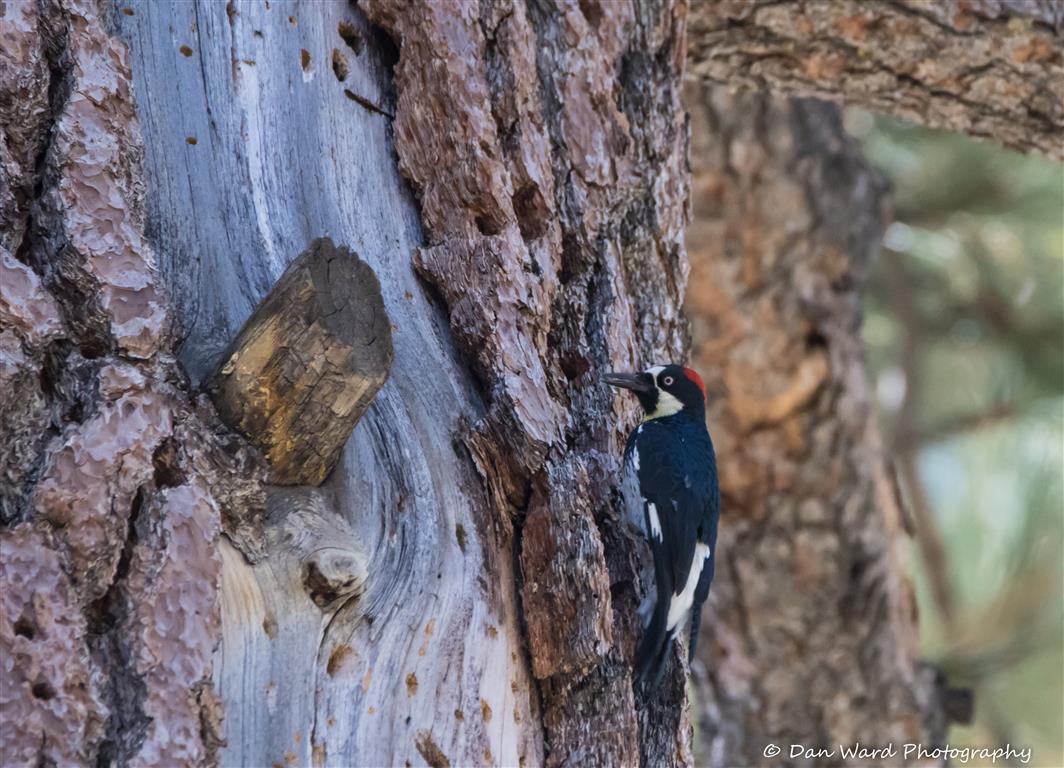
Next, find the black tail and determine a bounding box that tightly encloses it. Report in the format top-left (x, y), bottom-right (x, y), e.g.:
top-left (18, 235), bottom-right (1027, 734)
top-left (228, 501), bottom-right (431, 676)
top-left (635, 593), bottom-right (670, 688)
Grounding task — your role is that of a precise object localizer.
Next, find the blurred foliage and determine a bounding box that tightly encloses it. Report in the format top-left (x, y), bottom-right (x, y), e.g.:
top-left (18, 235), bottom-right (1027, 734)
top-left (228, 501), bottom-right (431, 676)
top-left (852, 112), bottom-right (1063, 765)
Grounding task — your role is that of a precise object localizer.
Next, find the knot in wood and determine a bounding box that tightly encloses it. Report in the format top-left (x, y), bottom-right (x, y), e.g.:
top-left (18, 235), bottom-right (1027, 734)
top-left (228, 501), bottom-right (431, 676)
top-left (266, 487), bottom-right (368, 610)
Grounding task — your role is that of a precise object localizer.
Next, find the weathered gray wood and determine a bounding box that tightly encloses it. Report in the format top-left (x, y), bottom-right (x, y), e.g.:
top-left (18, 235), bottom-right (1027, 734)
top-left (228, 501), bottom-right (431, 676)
top-left (216, 487), bottom-right (367, 766)
top-left (207, 238), bottom-right (392, 486)
top-left (266, 486), bottom-right (368, 608)
top-left (116, 2), bottom-right (541, 766)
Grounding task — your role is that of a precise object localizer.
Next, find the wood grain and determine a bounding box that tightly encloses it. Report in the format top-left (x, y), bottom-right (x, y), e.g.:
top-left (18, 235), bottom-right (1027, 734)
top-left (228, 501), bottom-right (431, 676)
top-left (114, 2), bottom-right (541, 765)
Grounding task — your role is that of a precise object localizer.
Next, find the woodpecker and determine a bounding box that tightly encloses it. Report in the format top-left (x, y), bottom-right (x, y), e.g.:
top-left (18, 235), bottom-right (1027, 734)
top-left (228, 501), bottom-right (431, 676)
top-left (605, 364), bottom-right (720, 688)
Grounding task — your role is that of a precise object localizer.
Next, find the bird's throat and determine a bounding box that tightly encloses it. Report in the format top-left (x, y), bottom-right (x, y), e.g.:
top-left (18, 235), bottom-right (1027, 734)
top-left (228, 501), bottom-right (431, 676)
top-left (643, 390), bottom-right (683, 421)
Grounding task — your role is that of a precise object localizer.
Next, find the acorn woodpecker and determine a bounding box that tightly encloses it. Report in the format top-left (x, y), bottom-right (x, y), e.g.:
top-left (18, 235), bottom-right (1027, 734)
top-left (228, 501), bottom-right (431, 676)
top-left (605, 364), bottom-right (720, 687)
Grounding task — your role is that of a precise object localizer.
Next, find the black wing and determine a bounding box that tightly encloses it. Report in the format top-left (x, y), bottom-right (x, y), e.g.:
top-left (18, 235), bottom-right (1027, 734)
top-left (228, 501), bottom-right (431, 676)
top-left (633, 421), bottom-right (708, 600)
top-left (688, 433), bottom-right (720, 660)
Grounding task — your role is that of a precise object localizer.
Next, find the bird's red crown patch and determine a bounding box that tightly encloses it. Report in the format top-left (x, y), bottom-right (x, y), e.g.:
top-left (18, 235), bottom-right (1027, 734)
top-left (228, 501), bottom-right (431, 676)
top-left (682, 367), bottom-right (706, 395)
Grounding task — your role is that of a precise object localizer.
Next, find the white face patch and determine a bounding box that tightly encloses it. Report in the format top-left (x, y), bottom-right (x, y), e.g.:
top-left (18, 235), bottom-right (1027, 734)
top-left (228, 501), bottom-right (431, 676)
top-left (667, 543), bottom-right (710, 631)
top-left (646, 391), bottom-right (683, 420)
top-left (647, 502), bottom-right (662, 540)
top-left (643, 366), bottom-right (683, 421)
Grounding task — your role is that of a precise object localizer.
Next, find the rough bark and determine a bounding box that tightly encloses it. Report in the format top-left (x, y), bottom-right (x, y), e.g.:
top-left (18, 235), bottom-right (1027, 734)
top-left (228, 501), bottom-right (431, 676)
top-left (687, 0), bottom-right (1064, 160)
top-left (359, 0), bottom-right (692, 764)
top-left (685, 83), bottom-right (946, 765)
top-left (2, 1), bottom-right (692, 767)
top-left (0, 2), bottom-right (261, 764)
top-left (207, 237), bottom-right (393, 486)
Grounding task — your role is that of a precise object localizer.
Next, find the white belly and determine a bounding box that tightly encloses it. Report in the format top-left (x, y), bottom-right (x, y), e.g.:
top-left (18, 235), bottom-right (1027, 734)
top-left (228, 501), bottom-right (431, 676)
top-left (667, 543), bottom-right (710, 631)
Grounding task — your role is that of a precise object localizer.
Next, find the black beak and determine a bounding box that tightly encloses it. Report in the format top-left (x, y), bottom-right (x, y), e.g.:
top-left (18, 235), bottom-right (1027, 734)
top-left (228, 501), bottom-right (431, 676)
top-left (603, 371), bottom-right (654, 394)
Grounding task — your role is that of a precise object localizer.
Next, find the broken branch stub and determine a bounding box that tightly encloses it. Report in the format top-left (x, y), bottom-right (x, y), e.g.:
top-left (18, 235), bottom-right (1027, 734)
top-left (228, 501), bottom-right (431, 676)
top-left (208, 238), bottom-right (392, 485)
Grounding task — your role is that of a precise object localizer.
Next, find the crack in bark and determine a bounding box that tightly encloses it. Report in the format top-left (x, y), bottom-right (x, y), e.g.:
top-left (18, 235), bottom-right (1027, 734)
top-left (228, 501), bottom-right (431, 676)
top-left (87, 488), bottom-right (151, 768)
top-left (309, 589), bottom-right (364, 765)
top-left (0, 0), bottom-right (76, 525)
top-left (342, 88), bottom-right (395, 118)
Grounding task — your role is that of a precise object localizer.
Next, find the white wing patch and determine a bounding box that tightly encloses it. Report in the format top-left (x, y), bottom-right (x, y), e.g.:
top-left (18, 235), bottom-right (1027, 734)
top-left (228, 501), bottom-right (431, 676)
top-left (631, 444), bottom-right (640, 471)
top-left (667, 543), bottom-right (710, 631)
top-left (647, 502), bottom-right (662, 540)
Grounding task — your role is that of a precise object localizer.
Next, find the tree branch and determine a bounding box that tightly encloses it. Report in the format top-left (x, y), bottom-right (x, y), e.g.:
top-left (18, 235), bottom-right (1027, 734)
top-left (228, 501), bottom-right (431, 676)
top-left (688, 0), bottom-right (1064, 159)
top-left (894, 401), bottom-right (1024, 450)
top-left (207, 238), bottom-right (393, 486)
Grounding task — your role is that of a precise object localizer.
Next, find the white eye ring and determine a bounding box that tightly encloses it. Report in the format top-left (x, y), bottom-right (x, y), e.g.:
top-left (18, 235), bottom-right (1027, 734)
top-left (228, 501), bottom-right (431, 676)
top-left (662, 376), bottom-right (674, 386)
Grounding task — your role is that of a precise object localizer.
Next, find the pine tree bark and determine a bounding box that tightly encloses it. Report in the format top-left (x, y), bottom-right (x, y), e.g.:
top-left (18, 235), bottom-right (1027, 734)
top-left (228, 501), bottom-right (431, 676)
top-left (6, 0), bottom-right (1040, 765)
top-left (2, 0), bottom-right (688, 766)
top-left (685, 83), bottom-right (947, 765)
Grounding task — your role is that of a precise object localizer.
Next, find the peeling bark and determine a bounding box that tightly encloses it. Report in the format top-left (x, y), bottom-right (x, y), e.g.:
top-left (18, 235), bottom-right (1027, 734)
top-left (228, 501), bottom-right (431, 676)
top-left (688, 0), bottom-right (1064, 159)
top-left (0, 1), bottom-right (249, 764)
top-left (685, 83), bottom-right (946, 765)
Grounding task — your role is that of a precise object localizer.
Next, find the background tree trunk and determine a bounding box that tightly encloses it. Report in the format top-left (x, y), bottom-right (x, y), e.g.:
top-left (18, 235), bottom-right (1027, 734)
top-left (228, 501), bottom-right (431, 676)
top-left (684, 84), bottom-right (946, 766)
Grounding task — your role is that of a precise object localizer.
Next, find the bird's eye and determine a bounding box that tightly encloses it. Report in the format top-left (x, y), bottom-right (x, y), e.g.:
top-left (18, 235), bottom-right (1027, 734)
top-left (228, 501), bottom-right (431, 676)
top-left (662, 376), bottom-right (674, 386)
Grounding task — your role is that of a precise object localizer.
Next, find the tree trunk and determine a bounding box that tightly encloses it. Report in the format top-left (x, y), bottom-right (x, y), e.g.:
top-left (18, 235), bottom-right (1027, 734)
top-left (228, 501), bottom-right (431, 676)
top-left (2, 1), bottom-right (690, 766)
top-left (9, 0), bottom-right (1032, 764)
top-left (684, 83), bottom-right (948, 765)
top-left (688, 0), bottom-right (1064, 160)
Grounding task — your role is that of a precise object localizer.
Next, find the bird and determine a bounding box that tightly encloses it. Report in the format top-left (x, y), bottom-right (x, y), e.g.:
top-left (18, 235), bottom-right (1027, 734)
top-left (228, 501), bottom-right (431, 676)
top-left (604, 364), bottom-right (720, 689)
